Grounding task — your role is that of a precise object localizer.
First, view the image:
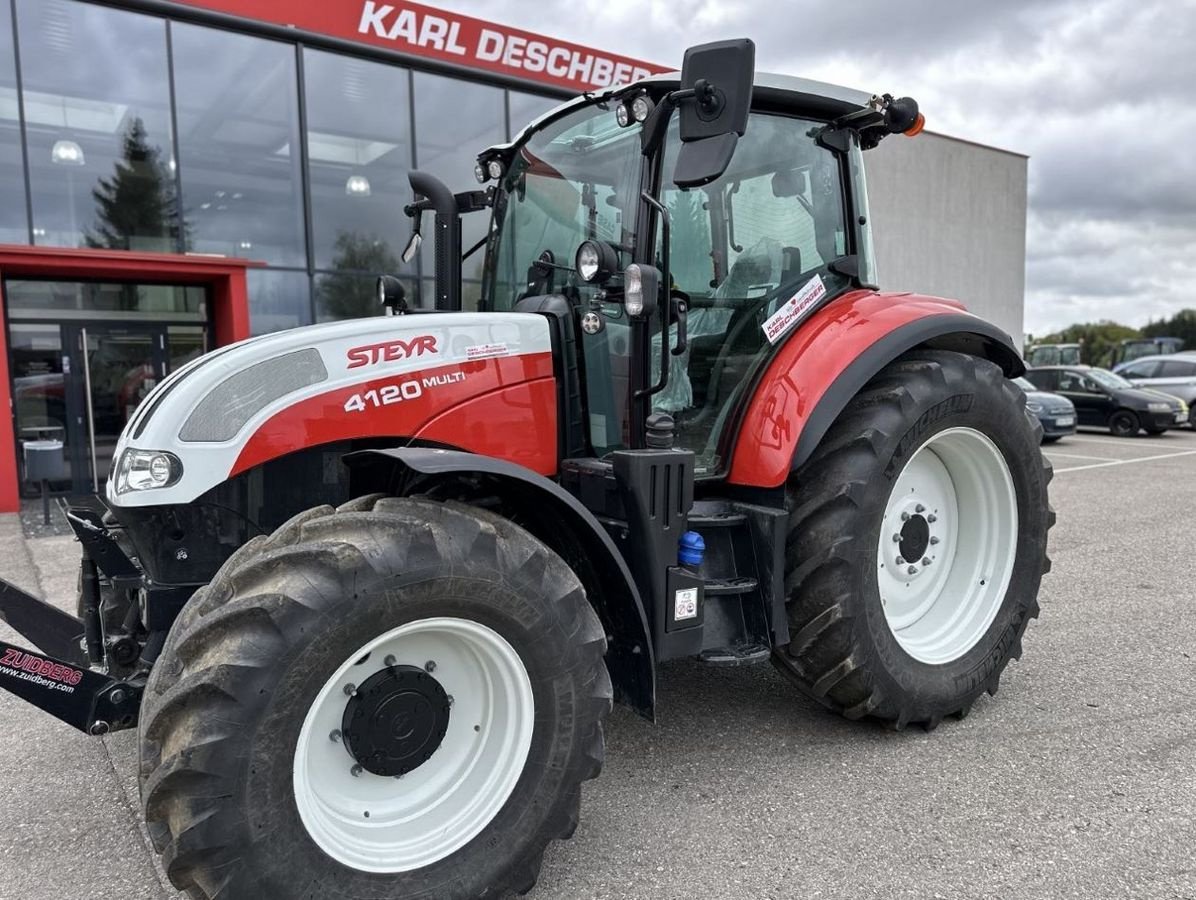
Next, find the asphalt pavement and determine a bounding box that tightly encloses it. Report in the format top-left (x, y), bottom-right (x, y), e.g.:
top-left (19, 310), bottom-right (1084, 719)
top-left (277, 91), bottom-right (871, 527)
top-left (1, 428), bottom-right (1194, 900)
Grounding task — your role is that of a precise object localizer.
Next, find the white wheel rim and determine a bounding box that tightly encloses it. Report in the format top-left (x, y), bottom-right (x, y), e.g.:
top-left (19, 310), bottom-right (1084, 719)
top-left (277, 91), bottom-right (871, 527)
top-left (293, 617), bottom-right (534, 873)
top-left (876, 427), bottom-right (1019, 664)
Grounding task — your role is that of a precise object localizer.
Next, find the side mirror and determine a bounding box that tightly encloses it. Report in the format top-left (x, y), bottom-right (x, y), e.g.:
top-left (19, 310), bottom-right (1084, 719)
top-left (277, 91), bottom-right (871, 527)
top-left (673, 38), bottom-right (755, 189)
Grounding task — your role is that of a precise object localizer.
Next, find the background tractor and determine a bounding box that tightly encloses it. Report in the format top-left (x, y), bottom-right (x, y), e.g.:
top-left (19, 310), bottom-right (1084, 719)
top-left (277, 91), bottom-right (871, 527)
top-left (0, 39), bottom-right (1052, 899)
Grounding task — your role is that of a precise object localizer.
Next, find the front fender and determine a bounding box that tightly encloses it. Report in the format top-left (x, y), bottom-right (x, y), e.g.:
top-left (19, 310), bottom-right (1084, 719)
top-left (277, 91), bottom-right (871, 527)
top-left (726, 290), bottom-right (1023, 488)
top-left (346, 447), bottom-right (656, 720)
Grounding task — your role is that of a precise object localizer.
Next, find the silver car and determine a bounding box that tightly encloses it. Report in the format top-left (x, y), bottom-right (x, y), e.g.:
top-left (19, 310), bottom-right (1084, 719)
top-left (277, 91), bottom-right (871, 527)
top-left (1114, 352), bottom-right (1196, 426)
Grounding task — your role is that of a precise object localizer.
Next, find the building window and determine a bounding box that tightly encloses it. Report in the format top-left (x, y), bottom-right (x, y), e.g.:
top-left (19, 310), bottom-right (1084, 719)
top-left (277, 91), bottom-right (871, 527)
top-left (16, 0), bottom-right (177, 251)
top-left (508, 90), bottom-right (561, 138)
top-left (247, 269), bottom-right (312, 335)
top-left (304, 49), bottom-right (415, 282)
top-left (412, 72), bottom-right (505, 295)
top-left (171, 23), bottom-right (306, 268)
top-left (0, 0), bottom-right (28, 244)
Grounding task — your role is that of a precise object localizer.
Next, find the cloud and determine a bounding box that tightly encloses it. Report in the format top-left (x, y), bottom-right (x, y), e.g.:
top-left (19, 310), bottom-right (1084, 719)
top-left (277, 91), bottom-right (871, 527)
top-left (443, 0), bottom-right (1196, 334)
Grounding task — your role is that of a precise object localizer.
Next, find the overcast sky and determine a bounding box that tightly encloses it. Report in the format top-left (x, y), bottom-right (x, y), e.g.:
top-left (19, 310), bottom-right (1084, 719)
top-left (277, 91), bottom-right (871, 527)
top-left (440, 0), bottom-right (1195, 335)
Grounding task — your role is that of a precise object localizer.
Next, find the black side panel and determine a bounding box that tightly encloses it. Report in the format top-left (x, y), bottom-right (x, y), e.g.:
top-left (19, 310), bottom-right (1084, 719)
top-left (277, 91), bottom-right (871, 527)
top-left (513, 295), bottom-right (586, 459)
top-left (791, 315), bottom-right (1024, 471)
top-left (345, 447), bottom-right (657, 719)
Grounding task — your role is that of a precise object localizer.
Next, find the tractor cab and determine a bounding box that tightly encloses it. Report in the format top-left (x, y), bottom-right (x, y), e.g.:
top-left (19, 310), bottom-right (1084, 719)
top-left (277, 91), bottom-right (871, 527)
top-left (401, 39), bottom-right (923, 474)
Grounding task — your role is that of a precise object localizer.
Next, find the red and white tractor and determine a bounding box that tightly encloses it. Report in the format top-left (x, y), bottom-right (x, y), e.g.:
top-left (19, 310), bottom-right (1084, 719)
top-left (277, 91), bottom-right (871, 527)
top-left (0, 39), bottom-right (1052, 899)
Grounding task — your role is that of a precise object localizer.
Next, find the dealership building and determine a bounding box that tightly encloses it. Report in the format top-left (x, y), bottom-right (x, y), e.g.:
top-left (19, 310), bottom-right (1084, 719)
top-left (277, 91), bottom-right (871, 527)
top-left (0, 0), bottom-right (1027, 511)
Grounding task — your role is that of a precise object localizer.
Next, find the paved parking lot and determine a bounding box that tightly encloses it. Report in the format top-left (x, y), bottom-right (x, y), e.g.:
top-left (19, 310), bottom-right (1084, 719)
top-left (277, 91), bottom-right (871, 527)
top-left (2, 428), bottom-right (1195, 900)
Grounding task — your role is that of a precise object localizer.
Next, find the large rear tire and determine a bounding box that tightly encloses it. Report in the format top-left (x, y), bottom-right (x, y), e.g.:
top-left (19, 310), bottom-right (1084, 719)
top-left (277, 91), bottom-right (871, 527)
top-left (776, 351), bottom-right (1053, 729)
top-left (138, 496), bottom-right (610, 899)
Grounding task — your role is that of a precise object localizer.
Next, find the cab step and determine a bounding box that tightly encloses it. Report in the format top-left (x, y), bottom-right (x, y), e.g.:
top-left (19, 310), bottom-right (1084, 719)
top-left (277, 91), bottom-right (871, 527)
top-left (697, 643), bottom-right (772, 667)
top-left (702, 576), bottom-right (759, 596)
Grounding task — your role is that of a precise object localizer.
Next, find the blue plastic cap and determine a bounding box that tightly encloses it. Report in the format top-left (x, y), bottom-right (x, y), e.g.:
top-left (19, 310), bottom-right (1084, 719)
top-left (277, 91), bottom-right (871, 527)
top-left (678, 530), bottom-right (705, 567)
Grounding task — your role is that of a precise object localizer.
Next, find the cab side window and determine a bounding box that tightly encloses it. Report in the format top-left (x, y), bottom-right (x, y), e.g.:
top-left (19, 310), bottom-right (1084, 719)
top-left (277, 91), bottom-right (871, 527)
top-left (1056, 371), bottom-right (1087, 392)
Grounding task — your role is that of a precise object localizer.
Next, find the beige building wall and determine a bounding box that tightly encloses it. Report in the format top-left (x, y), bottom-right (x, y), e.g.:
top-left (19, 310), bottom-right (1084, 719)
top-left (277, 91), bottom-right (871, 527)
top-left (864, 132), bottom-right (1028, 347)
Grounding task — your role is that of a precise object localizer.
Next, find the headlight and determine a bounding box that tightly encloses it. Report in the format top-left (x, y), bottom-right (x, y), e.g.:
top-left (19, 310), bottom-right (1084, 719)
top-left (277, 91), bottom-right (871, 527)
top-left (115, 449), bottom-right (182, 495)
top-left (631, 95), bottom-right (654, 122)
top-left (1147, 401), bottom-right (1172, 412)
top-left (474, 162), bottom-right (487, 183)
top-left (575, 240), bottom-right (618, 284)
top-left (1025, 400), bottom-right (1044, 413)
top-left (486, 159), bottom-right (504, 181)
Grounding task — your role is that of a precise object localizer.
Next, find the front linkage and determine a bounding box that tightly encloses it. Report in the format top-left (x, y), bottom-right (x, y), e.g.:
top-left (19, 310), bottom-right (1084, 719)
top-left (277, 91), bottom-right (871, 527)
top-left (0, 509), bottom-right (149, 735)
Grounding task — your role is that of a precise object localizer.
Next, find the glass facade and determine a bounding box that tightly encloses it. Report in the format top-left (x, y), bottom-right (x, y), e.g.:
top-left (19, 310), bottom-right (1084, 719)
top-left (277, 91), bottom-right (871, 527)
top-left (0, 0), bottom-right (566, 331)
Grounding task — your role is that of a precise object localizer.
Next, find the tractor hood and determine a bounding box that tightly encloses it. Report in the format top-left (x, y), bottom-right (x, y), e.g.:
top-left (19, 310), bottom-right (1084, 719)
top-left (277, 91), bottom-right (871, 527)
top-left (107, 313), bottom-right (556, 508)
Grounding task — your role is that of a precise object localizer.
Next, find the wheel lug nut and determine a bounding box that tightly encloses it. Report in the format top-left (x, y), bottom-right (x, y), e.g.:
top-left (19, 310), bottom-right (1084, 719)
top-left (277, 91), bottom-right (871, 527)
top-left (922, 557), bottom-right (932, 566)
top-left (447, 695), bottom-right (454, 707)
top-left (384, 655), bottom-right (397, 667)
top-left (927, 514), bottom-right (937, 523)
top-left (892, 534), bottom-right (901, 542)
top-left (907, 565), bottom-right (918, 575)
top-left (930, 536), bottom-right (940, 545)
top-left (901, 512), bottom-right (910, 521)
top-left (350, 764), bottom-right (363, 777)
top-left (329, 729), bottom-right (342, 743)
top-left (343, 683), bottom-right (356, 696)
top-left (916, 504), bottom-right (925, 513)
top-left (424, 660), bottom-right (437, 673)
top-left (896, 556), bottom-right (905, 566)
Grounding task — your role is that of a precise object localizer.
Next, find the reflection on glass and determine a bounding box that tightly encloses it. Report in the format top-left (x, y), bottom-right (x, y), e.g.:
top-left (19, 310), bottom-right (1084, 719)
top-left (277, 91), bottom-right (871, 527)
top-left (16, 0), bottom-right (175, 250)
top-left (413, 72), bottom-right (505, 284)
top-left (172, 23), bottom-right (306, 267)
top-left (315, 231), bottom-right (404, 320)
top-left (0, 0), bottom-right (28, 243)
top-left (3, 279), bottom-right (205, 320)
top-left (304, 50), bottom-right (415, 272)
top-left (508, 90), bottom-right (564, 138)
top-left (10, 326), bottom-right (68, 478)
top-left (248, 269), bottom-right (312, 335)
top-left (317, 268), bottom-right (415, 322)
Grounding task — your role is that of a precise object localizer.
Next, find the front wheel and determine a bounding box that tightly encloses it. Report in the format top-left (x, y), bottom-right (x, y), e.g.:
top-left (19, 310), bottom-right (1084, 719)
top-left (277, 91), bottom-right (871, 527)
top-left (138, 496), bottom-right (610, 899)
top-left (1109, 409), bottom-right (1140, 437)
top-left (777, 351), bottom-right (1053, 728)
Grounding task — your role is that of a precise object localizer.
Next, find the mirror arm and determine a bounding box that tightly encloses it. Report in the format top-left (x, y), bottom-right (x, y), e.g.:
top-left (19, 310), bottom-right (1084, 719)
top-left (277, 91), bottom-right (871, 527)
top-left (635, 191), bottom-right (673, 401)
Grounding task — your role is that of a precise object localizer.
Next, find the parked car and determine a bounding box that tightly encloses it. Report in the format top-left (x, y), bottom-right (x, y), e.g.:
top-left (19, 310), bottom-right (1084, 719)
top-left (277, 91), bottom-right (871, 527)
top-left (1013, 376), bottom-right (1076, 443)
top-left (1025, 365), bottom-right (1189, 436)
top-left (1112, 352), bottom-right (1196, 428)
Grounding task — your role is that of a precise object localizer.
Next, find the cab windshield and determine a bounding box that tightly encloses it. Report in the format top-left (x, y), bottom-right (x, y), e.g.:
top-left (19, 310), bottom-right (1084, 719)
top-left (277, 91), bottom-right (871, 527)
top-left (485, 99), bottom-right (851, 472)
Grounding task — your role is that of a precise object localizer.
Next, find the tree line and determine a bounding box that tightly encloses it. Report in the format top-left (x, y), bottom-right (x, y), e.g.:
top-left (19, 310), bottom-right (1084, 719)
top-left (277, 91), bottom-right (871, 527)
top-left (1026, 309), bottom-right (1196, 368)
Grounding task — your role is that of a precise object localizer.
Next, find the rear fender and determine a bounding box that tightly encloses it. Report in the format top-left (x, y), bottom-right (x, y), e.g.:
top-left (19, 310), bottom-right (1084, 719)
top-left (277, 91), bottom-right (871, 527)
top-left (346, 447), bottom-right (656, 720)
top-left (727, 290), bottom-right (1024, 488)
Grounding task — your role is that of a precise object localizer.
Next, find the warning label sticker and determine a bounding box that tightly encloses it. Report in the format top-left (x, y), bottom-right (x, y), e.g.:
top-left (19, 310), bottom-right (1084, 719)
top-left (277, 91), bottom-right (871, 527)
top-left (761, 275), bottom-right (827, 345)
top-left (674, 587), bottom-right (699, 621)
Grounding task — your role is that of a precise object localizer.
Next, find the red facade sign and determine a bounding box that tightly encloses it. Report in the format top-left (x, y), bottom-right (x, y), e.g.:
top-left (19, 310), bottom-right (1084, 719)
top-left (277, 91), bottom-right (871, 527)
top-left (167, 0), bottom-right (668, 93)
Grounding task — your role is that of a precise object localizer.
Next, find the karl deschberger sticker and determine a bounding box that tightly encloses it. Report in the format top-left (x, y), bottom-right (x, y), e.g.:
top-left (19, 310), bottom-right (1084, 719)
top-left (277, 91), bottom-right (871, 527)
top-left (762, 275), bottom-right (827, 345)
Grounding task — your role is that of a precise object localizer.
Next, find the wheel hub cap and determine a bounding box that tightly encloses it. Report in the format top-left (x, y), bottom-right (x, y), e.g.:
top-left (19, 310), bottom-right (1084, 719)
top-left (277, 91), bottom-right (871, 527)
top-left (343, 666), bottom-right (450, 777)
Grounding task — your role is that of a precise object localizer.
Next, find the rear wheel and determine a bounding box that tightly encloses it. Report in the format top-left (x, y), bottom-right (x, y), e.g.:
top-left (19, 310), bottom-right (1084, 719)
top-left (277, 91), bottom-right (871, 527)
top-left (138, 496), bottom-right (610, 899)
top-left (1109, 409), bottom-right (1139, 437)
top-left (776, 351), bottom-right (1053, 728)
